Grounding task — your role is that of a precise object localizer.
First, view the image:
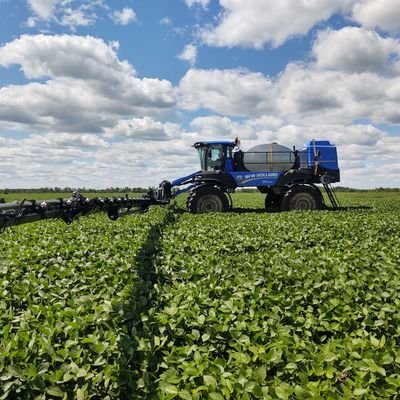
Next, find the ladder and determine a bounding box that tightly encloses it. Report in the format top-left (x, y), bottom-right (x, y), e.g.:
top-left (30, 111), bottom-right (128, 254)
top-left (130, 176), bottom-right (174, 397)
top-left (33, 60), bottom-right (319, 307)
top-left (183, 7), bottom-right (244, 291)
top-left (323, 183), bottom-right (340, 209)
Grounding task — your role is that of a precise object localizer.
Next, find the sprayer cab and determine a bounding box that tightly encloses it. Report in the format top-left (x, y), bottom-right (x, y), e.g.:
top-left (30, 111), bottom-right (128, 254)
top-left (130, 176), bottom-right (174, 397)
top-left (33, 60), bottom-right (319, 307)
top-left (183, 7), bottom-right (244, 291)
top-left (194, 140), bottom-right (235, 173)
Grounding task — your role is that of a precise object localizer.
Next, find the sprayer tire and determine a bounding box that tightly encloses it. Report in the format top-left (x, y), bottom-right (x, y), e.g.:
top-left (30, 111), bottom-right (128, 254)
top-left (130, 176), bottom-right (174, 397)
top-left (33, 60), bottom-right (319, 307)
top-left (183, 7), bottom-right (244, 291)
top-left (187, 186), bottom-right (228, 214)
top-left (281, 184), bottom-right (323, 211)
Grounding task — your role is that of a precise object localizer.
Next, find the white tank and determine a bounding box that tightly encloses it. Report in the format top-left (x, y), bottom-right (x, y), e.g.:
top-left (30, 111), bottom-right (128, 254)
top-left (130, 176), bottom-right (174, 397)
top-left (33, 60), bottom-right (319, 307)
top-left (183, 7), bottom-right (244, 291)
top-left (243, 143), bottom-right (294, 172)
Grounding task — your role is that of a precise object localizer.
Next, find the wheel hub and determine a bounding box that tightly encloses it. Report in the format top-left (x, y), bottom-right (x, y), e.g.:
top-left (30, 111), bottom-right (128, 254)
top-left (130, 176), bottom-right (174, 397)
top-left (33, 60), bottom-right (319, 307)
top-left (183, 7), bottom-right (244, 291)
top-left (200, 198), bottom-right (220, 212)
top-left (295, 198), bottom-right (313, 210)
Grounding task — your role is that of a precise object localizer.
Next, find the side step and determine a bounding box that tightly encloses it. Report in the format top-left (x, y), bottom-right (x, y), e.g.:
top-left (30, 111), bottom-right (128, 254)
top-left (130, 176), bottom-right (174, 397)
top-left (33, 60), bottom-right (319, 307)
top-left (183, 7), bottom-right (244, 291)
top-left (323, 184), bottom-right (340, 209)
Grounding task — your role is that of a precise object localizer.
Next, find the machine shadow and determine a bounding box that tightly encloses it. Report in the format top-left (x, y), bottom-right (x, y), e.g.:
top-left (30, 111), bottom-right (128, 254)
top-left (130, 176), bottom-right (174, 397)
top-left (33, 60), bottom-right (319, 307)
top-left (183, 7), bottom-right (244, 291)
top-left (230, 207), bottom-right (279, 214)
top-left (117, 208), bottom-right (178, 399)
top-left (328, 205), bottom-right (373, 211)
top-left (229, 205), bottom-right (372, 214)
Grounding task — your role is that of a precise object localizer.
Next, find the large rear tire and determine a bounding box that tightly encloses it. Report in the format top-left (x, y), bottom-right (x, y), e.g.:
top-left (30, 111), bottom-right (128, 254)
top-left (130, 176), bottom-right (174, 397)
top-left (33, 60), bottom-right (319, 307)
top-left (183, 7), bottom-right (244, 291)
top-left (281, 185), bottom-right (323, 211)
top-left (187, 187), bottom-right (229, 214)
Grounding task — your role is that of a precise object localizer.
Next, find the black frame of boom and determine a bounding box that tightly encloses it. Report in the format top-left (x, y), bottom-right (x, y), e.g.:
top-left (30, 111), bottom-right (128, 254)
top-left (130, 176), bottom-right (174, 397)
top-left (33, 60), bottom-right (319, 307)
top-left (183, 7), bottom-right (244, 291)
top-left (0, 191), bottom-right (169, 232)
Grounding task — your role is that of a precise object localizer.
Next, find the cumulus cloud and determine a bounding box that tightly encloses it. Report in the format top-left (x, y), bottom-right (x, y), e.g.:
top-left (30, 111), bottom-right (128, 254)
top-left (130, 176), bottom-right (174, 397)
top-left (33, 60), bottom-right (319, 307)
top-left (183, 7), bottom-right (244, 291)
top-left (200, 0), bottom-right (355, 48)
top-left (0, 128), bottom-right (199, 188)
top-left (275, 63), bottom-right (400, 125)
top-left (189, 114), bottom-right (285, 143)
top-left (60, 7), bottom-right (97, 29)
top-left (0, 34), bottom-right (176, 134)
top-left (178, 44), bottom-right (197, 66)
top-left (25, 0), bottom-right (105, 30)
top-left (352, 0), bottom-right (400, 32)
top-left (313, 27), bottom-right (400, 75)
top-left (191, 0), bottom-right (400, 51)
top-left (177, 57), bottom-right (400, 126)
top-left (111, 8), bottom-right (137, 25)
top-left (0, 34), bottom-right (133, 80)
top-left (104, 117), bottom-right (173, 141)
top-left (190, 115), bottom-right (236, 138)
top-left (27, 0), bottom-right (56, 20)
top-left (188, 116), bottom-right (384, 150)
top-left (24, 16), bottom-right (38, 28)
top-left (179, 68), bottom-right (275, 116)
top-left (29, 132), bottom-right (110, 149)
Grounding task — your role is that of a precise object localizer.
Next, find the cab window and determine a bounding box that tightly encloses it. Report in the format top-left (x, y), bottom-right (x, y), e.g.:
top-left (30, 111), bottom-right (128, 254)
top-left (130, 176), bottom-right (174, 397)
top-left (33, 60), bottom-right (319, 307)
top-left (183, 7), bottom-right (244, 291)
top-left (206, 145), bottom-right (223, 171)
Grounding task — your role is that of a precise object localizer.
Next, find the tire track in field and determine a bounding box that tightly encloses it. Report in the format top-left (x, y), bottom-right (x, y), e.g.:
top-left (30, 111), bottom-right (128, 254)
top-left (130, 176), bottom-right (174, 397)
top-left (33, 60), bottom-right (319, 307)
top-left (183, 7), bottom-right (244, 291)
top-left (118, 204), bottom-right (182, 399)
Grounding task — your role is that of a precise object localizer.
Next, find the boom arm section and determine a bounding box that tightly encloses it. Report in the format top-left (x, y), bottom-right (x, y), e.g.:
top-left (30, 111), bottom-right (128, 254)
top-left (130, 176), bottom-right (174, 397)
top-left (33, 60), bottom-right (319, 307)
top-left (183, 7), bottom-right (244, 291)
top-left (0, 191), bottom-right (169, 232)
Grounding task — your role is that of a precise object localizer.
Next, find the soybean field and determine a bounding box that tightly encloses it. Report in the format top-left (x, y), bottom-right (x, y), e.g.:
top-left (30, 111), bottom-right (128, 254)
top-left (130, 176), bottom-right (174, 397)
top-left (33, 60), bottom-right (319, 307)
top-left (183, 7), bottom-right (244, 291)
top-left (0, 192), bottom-right (399, 399)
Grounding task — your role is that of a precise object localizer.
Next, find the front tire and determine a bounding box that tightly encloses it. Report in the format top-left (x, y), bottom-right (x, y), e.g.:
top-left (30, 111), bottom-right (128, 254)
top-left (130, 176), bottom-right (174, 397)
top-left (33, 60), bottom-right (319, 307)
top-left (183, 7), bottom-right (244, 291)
top-left (265, 192), bottom-right (282, 209)
top-left (281, 185), bottom-right (323, 211)
top-left (187, 187), bottom-right (229, 214)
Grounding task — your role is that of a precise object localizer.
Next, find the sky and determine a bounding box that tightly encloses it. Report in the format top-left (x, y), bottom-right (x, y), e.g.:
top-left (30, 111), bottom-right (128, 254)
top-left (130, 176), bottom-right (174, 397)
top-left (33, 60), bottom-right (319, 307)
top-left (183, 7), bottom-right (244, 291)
top-left (0, 0), bottom-right (400, 189)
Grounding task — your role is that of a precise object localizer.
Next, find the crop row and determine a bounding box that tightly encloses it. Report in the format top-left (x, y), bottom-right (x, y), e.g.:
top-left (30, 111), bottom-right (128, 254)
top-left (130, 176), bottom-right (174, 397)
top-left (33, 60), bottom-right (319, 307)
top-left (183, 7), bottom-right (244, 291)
top-left (142, 193), bottom-right (400, 399)
top-left (0, 206), bottom-right (174, 399)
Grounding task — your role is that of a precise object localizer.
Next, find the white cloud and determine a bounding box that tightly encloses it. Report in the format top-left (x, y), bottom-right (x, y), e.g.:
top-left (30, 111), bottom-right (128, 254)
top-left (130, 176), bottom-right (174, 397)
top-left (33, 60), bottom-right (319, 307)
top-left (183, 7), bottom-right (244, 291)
top-left (0, 127), bottom-right (199, 189)
top-left (160, 17), bottom-right (172, 26)
top-left (178, 44), bottom-right (197, 66)
top-left (27, 0), bottom-right (57, 20)
top-left (185, 0), bottom-right (209, 8)
top-left (25, 0), bottom-right (105, 30)
top-left (104, 117), bottom-right (173, 141)
top-left (188, 116), bottom-right (383, 150)
top-left (275, 63), bottom-right (400, 125)
top-left (25, 16), bottom-right (38, 28)
top-left (61, 7), bottom-right (97, 29)
top-left (189, 115), bottom-right (285, 143)
top-left (0, 34), bottom-right (176, 134)
top-left (177, 59), bottom-right (400, 126)
top-left (111, 7), bottom-right (137, 26)
top-left (200, 0), bottom-right (356, 48)
top-left (29, 132), bottom-right (110, 148)
top-left (190, 115), bottom-right (236, 138)
top-left (179, 68), bottom-right (275, 116)
top-left (313, 27), bottom-right (400, 75)
top-left (276, 123), bottom-right (383, 148)
top-left (353, 0), bottom-right (400, 32)
top-left (0, 34), bottom-right (134, 81)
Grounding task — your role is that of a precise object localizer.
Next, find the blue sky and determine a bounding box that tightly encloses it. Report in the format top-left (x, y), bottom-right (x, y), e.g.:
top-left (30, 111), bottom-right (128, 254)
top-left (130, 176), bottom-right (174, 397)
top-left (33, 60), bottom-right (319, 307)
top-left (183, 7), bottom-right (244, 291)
top-left (0, 0), bottom-right (400, 189)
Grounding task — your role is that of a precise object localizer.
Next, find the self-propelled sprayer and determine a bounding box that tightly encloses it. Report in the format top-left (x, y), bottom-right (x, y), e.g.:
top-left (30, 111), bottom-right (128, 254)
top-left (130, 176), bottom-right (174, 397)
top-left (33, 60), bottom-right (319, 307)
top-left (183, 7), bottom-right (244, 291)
top-left (0, 138), bottom-right (340, 231)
